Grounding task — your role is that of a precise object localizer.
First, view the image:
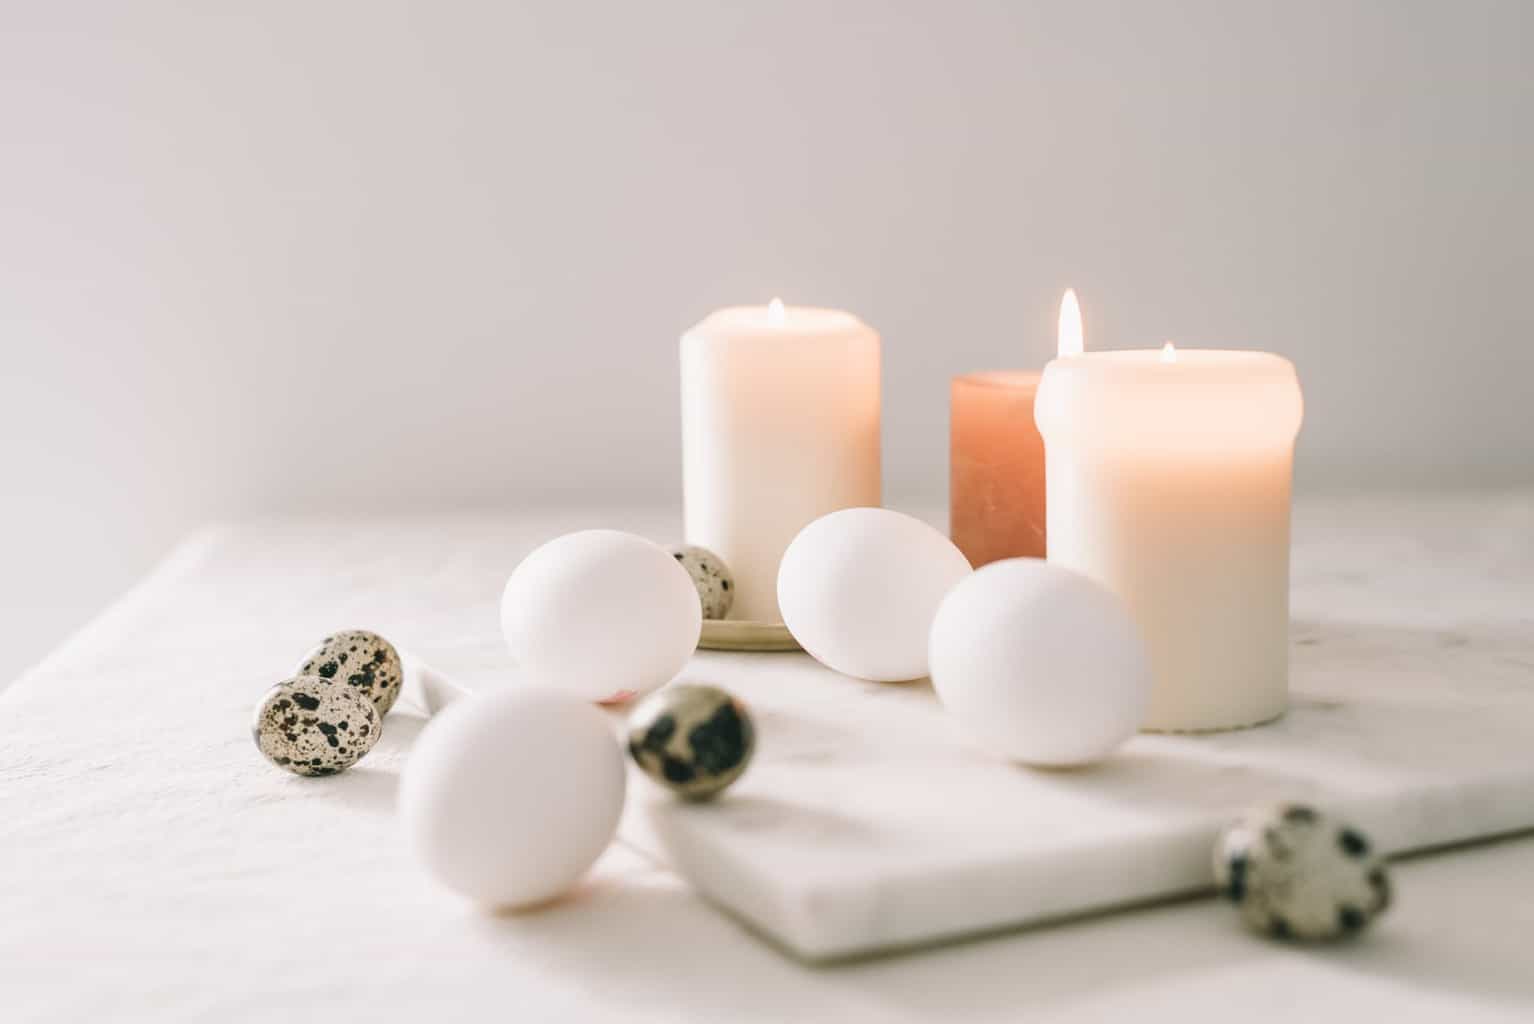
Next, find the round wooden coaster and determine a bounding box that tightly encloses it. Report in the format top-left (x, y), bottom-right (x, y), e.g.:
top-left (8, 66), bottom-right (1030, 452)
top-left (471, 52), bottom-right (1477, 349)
top-left (698, 619), bottom-right (801, 653)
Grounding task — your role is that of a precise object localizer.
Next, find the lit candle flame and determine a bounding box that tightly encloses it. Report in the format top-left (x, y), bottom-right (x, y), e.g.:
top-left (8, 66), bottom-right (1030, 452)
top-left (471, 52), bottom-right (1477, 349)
top-left (1160, 342), bottom-right (1177, 364)
top-left (1057, 289), bottom-right (1083, 357)
top-left (767, 297), bottom-right (786, 326)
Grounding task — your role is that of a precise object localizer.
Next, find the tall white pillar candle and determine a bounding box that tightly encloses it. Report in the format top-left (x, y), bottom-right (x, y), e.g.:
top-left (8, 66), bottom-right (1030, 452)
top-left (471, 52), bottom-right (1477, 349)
top-left (1034, 347), bottom-right (1303, 732)
top-left (681, 301), bottom-right (881, 622)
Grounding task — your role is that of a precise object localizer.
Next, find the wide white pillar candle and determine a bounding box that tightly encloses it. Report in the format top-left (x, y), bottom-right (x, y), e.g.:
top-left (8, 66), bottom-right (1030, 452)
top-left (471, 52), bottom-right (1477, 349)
top-left (1034, 347), bottom-right (1303, 732)
top-left (681, 302), bottom-right (881, 622)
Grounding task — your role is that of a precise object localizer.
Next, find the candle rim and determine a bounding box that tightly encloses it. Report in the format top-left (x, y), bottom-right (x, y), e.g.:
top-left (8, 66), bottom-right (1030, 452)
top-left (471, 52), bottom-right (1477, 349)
top-left (698, 304), bottom-right (868, 334)
top-left (1043, 347), bottom-right (1294, 380)
top-left (1047, 348), bottom-right (1295, 373)
top-left (952, 369), bottom-right (1044, 389)
top-left (1035, 348), bottom-right (1303, 442)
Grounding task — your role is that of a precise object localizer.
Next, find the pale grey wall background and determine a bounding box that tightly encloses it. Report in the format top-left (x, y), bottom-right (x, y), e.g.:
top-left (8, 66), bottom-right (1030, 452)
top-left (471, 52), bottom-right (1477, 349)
top-left (2, 0), bottom-right (1531, 685)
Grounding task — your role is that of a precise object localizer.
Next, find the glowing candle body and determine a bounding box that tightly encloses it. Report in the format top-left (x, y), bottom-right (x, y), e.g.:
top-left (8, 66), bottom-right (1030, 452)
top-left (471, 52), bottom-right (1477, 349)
top-left (949, 371), bottom-right (1046, 566)
top-left (681, 305), bottom-right (881, 622)
top-left (1034, 350), bottom-right (1303, 732)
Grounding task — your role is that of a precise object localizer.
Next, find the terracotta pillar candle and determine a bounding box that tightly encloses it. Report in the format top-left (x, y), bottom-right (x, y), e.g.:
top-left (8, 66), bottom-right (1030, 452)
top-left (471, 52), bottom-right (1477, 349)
top-left (681, 300), bottom-right (881, 622)
top-left (948, 290), bottom-right (1081, 566)
top-left (949, 372), bottom-right (1046, 566)
top-left (1034, 342), bottom-right (1304, 733)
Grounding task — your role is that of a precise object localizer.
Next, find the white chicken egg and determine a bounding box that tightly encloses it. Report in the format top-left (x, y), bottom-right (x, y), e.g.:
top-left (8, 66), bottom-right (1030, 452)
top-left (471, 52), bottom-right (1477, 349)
top-left (777, 508), bottom-right (971, 681)
top-left (928, 558), bottom-right (1149, 766)
top-left (399, 686), bottom-right (626, 909)
top-left (501, 529), bottom-right (702, 703)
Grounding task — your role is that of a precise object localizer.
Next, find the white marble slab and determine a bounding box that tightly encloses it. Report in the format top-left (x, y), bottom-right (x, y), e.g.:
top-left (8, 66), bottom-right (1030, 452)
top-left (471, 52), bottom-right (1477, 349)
top-left (616, 496), bottom-right (1534, 960)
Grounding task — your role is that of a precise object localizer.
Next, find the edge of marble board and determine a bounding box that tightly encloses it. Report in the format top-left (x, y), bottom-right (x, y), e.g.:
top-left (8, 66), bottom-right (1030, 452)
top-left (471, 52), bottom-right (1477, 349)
top-left (628, 757), bottom-right (1534, 962)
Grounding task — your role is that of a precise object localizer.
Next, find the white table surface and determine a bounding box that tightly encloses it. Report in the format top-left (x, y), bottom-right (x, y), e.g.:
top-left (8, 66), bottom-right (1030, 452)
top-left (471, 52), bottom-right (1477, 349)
top-left (2, 494), bottom-right (1532, 1022)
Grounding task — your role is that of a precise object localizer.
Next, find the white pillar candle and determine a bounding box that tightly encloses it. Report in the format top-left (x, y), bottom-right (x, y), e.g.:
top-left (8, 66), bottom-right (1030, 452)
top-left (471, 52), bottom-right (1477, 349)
top-left (681, 300), bottom-right (881, 622)
top-left (1034, 340), bottom-right (1303, 732)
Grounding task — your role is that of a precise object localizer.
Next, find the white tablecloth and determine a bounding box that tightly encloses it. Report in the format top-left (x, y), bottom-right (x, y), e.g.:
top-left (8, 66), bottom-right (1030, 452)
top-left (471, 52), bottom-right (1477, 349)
top-left (3, 497), bottom-right (1532, 1022)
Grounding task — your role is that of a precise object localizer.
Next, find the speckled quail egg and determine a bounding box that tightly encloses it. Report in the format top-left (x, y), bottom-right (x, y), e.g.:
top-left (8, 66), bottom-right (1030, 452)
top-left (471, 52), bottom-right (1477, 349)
top-left (253, 674), bottom-right (381, 776)
top-left (1214, 802), bottom-right (1392, 941)
top-left (627, 683), bottom-right (754, 800)
top-left (296, 629), bottom-right (404, 714)
top-left (669, 545), bottom-right (734, 620)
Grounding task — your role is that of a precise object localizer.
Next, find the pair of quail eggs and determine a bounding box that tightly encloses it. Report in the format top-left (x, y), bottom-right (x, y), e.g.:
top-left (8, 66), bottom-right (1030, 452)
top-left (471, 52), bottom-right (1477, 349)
top-left (640, 546), bottom-right (752, 799)
top-left (632, 545), bottom-right (754, 798)
top-left (252, 630), bottom-right (403, 777)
